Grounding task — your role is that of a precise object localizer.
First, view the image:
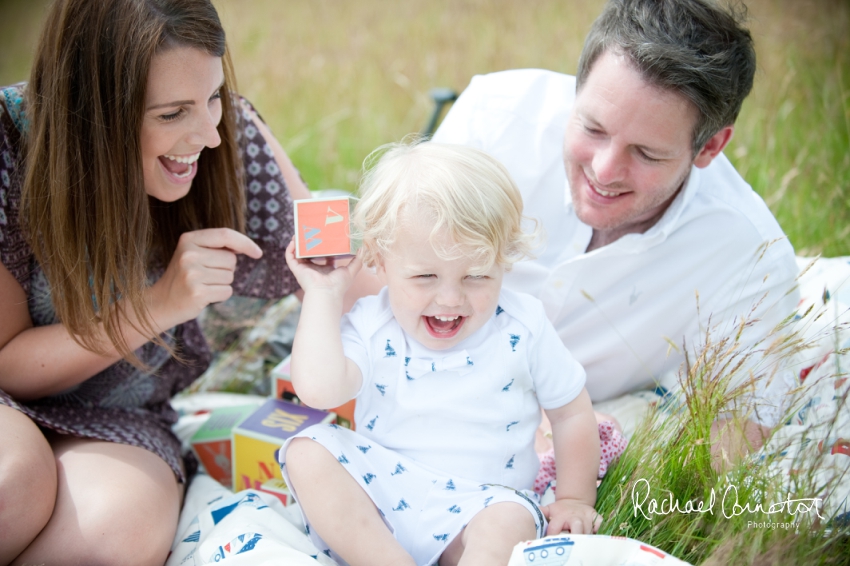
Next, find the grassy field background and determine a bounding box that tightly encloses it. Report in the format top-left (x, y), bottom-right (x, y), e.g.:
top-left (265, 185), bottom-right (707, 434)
top-left (0, 0), bottom-right (847, 256)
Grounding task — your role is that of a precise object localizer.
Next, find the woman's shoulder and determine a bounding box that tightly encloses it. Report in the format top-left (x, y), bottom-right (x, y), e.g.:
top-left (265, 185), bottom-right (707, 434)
top-left (0, 82), bottom-right (34, 292)
top-left (0, 83), bottom-right (28, 135)
top-left (0, 82), bottom-right (27, 168)
top-left (232, 94), bottom-right (275, 165)
top-left (0, 82), bottom-right (27, 157)
top-left (232, 94), bottom-right (264, 137)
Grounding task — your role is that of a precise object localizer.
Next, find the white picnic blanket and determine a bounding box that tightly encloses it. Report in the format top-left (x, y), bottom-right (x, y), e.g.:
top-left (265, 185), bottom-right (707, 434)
top-left (758, 256), bottom-right (850, 520)
top-left (166, 475), bottom-right (335, 566)
top-left (507, 534), bottom-right (690, 566)
top-left (168, 256), bottom-right (849, 565)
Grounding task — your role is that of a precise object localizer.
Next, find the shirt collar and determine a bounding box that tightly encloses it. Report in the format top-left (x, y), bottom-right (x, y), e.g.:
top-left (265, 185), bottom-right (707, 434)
top-left (648, 164), bottom-right (701, 241)
top-left (401, 305), bottom-right (498, 379)
top-left (404, 350), bottom-right (474, 379)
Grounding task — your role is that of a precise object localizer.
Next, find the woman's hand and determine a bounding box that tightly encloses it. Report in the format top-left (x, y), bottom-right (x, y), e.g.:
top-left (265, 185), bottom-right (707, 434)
top-left (1, 229), bottom-right (259, 397)
top-left (285, 240), bottom-right (363, 299)
top-left (149, 228), bottom-right (263, 329)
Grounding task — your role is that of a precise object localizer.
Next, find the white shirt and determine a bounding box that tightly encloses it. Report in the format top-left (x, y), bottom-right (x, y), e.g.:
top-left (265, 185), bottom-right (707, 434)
top-left (433, 69), bottom-right (800, 424)
top-left (340, 287), bottom-right (585, 490)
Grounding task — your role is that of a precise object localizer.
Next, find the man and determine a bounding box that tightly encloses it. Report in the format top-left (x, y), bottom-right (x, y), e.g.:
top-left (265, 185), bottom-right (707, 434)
top-left (433, 0), bottom-right (800, 447)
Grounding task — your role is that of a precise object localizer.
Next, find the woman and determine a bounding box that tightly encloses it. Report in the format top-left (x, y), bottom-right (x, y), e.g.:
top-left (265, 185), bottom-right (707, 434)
top-left (0, 0), bottom-right (311, 563)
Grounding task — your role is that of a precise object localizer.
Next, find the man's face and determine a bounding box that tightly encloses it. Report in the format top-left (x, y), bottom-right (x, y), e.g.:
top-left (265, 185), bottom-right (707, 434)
top-left (563, 51), bottom-right (699, 237)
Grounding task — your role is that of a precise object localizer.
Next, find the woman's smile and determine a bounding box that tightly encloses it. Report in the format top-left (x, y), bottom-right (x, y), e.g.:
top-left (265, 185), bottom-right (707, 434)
top-left (157, 151), bottom-right (202, 183)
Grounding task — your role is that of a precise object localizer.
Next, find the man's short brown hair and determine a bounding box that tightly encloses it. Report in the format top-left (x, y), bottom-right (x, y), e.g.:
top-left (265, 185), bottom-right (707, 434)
top-left (577, 0), bottom-right (756, 155)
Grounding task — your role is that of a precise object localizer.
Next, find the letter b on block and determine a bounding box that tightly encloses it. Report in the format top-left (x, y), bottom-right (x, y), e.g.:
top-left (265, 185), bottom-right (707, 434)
top-left (262, 409), bottom-right (309, 432)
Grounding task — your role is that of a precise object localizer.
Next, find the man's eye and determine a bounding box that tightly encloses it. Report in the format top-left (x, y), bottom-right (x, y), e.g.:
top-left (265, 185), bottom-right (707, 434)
top-left (639, 151), bottom-right (661, 163)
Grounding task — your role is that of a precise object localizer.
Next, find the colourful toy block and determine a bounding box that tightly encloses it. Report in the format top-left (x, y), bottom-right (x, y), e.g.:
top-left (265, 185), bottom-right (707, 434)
top-left (257, 478), bottom-right (296, 507)
top-left (271, 356), bottom-right (357, 430)
top-left (294, 196), bottom-right (361, 258)
top-left (232, 398), bottom-right (335, 491)
top-left (270, 356), bottom-right (296, 402)
top-left (190, 405), bottom-right (258, 488)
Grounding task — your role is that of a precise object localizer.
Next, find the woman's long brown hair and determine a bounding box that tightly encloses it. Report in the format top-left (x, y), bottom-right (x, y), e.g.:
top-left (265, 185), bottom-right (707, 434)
top-left (22, 0), bottom-right (245, 367)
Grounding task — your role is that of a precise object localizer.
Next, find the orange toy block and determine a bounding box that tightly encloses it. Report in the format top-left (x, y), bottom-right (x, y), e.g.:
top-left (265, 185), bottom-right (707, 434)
top-left (294, 196), bottom-right (360, 258)
top-left (190, 405), bottom-right (257, 488)
top-left (271, 356), bottom-right (357, 430)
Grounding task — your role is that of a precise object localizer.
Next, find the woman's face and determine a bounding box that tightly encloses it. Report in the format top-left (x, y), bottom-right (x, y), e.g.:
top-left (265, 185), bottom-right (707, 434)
top-left (141, 46), bottom-right (225, 202)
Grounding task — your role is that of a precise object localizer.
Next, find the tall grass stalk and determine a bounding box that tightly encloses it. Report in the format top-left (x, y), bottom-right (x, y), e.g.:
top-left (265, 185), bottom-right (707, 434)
top-left (595, 283), bottom-right (850, 565)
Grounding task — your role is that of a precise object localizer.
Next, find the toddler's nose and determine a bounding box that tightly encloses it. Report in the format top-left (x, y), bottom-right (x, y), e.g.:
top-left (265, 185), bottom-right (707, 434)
top-left (435, 282), bottom-right (464, 308)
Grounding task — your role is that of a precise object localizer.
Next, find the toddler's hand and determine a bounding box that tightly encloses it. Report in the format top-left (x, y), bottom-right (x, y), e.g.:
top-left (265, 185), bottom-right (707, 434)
top-left (285, 240), bottom-right (363, 297)
top-left (541, 499), bottom-right (602, 535)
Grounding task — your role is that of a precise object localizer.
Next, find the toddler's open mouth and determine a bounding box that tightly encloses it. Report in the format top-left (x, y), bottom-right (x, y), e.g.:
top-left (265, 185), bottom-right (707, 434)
top-left (423, 315), bottom-right (465, 339)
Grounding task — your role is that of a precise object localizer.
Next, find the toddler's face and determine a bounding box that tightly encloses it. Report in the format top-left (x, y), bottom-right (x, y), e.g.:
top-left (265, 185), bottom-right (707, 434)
top-left (376, 218), bottom-right (503, 351)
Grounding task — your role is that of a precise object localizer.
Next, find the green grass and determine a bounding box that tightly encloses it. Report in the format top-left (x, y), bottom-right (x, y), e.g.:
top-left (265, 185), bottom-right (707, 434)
top-left (595, 296), bottom-right (850, 565)
top-left (0, 0), bottom-right (846, 256)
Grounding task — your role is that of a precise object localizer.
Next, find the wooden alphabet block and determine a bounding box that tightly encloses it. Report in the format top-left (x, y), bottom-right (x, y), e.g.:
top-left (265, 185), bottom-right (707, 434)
top-left (294, 196), bottom-right (360, 258)
top-left (190, 405), bottom-right (257, 489)
top-left (232, 398), bottom-right (335, 491)
top-left (271, 356), bottom-right (357, 430)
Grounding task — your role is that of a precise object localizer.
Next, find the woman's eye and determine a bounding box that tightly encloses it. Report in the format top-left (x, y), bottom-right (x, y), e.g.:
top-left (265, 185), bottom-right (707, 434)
top-left (160, 109), bottom-right (184, 122)
top-left (466, 275), bottom-right (487, 280)
top-left (417, 274), bottom-right (435, 279)
top-left (210, 89), bottom-right (222, 102)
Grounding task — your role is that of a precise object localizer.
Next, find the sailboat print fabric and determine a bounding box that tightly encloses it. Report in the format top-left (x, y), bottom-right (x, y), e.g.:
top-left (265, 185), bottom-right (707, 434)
top-left (341, 287), bottom-right (585, 489)
top-left (278, 287), bottom-right (585, 562)
top-left (280, 424), bottom-right (546, 565)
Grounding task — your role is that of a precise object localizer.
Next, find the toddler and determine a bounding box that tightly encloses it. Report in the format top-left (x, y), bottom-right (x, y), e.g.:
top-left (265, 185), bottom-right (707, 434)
top-left (282, 142), bottom-right (601, 566)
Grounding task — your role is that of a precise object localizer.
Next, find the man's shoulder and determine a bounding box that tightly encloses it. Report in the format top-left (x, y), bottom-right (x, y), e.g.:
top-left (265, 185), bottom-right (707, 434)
top-left (460, 69), bottom-right (576, 119)
top-left (464, 69), bottom-right (575, 96)
top-left (434, 69), bottom-right (576, 145)
top-left (434, 69), bottom-right (575, 198)
top-left (673, 156), bottom-right (798, 281)
top-left (689, 155), bottom-right (790, 246)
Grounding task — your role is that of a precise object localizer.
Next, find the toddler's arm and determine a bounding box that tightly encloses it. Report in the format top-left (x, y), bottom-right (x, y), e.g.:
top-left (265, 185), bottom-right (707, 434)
top-left (284, 241), bottom-right (363, 409)
top-left (542, 387), bottom-right (602, 535)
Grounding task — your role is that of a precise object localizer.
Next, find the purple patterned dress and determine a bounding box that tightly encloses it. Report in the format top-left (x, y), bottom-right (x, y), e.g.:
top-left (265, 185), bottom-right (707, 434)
top-left (0, 83), bottom-right (299, 482)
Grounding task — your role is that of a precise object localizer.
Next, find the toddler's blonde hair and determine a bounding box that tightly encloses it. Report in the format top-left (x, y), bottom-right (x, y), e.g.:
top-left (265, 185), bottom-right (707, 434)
top-left (354, 140), bottom-right (536, 272)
